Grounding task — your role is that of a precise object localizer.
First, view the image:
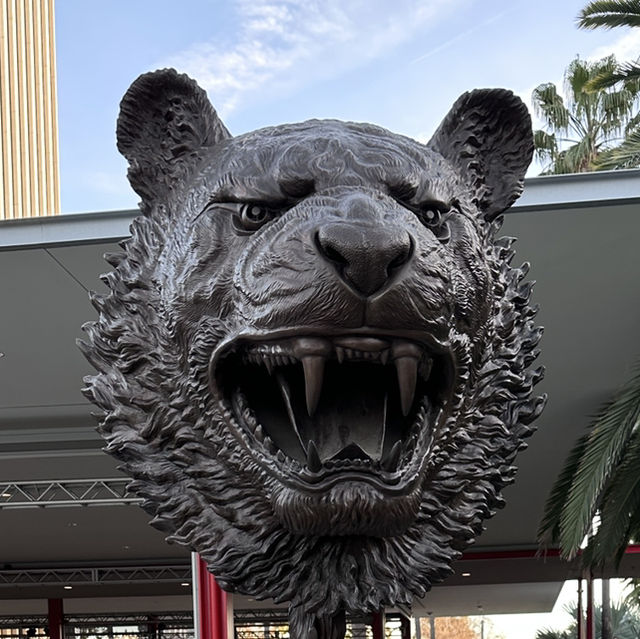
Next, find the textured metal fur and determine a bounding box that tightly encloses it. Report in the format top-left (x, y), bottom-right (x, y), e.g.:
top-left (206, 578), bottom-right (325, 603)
top-left (81, 69), bottom-right (545, 638)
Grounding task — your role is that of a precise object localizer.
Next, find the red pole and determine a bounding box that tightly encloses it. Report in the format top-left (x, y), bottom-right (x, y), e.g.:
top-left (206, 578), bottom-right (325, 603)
top-left (192, 553), bottom-right (233, 639)
top-left (47, 599), bottom-right (63, 639)
top-left (399, 614), bottom-right (411, 639)
top-left (372, 611), bottom-right (385, 639)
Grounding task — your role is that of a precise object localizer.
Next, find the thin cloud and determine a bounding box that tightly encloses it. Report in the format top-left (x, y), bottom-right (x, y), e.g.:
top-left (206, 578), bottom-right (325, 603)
top-left (588, 29), bottom-right (640, 62)
top-left (161, 0), bottom-right (465, 117)
top-left (410, 8), bottom-right (513, 65)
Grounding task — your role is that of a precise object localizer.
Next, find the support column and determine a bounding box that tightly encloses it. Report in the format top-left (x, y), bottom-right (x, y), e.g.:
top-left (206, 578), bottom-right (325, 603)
top-left (192, 553), bottom-right (233, 639)
top-left (586, 573), bottom-right (595, 639)
top-left (47, 598), bottom-right (63, 639)
top-left (414, 616), bottom-right (422, 639)
top-left (399, 614), bottom-right (411, 639)
top-left (371, 611), bottom-right (385, 639)
top-left (602, 578), bottom-right (612, 639)
top-left (577, 578), bottom-right (584, 639)
top-left (400, 613), bottom-right (411, 639)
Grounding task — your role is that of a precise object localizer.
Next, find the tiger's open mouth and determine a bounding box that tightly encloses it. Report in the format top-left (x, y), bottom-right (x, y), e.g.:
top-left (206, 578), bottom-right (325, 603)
top-left (211, 334), bottom-right (454, 483)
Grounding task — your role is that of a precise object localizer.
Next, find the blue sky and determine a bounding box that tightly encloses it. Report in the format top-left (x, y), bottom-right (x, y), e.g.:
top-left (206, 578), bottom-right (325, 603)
top-left (55, 0), bottom-right (640, 213)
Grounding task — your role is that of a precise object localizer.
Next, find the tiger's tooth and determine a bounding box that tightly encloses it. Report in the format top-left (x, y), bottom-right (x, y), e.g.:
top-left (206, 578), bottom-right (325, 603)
top-left (395, 355), bottom-right (418, 416)
top-left (264, 358), bottom-right (274, 375)
top-left (421, 356), bottom-right (434, 380)
top-left (276, 372), bottom-right (308, 454)
top-left (336, 347), bottom-right (345, 364)
top-left (380, 349), bottom-right (390, 365)
top-left (254, 424), bottom-right (265, 442)
top-left (306, 440), bottom-right (322, 472)
top-left (302, 355), bottom-right (325, 416)
top-left (264, 435), bottom-right (277, 454)
top-left (382, 440), bottom-right (402, 472)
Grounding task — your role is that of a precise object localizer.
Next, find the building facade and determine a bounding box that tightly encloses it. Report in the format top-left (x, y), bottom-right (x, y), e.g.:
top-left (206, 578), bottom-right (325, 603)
top-left (0, 0), bottom-right (59, 219)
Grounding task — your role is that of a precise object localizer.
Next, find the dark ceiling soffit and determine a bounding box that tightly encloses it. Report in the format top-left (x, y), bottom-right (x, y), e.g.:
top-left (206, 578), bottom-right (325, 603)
top-left (462, 544), bottom-right (640, 560)
top-left (1, 169), bottom-right (639, 251)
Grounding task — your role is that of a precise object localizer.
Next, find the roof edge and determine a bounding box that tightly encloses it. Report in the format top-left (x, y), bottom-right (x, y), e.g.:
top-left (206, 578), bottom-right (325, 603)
top-left (2, 170), bottom-right (640, 250)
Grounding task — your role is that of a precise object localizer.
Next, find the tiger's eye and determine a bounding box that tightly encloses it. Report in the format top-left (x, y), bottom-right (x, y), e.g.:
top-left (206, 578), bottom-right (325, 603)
top-left (422, 209), bottom-right (440, 224)
top-left (239, 204), bottom-right (271, 230)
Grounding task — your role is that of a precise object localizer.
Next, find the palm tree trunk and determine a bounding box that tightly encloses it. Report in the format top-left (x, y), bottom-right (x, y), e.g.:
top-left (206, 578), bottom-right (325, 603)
top-left (601, 578), bottom-right (612, 639)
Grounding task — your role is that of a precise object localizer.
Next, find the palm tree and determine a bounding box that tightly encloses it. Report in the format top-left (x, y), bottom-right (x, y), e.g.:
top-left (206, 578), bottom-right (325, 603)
top-left (535, 600), bottom-right (640, 639)
top-left (532, 55), bottom-right (640, 173)
top-left (625, 578), bottom-right (640, 608)
top-left (576, 1), bottom-right (640, 166)
top-left (538, 364), bottom-right (640, 567)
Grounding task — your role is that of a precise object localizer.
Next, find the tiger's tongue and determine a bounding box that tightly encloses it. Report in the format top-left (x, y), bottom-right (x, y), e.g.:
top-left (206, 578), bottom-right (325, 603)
top-left (278, 365), bottom-right (387, 463)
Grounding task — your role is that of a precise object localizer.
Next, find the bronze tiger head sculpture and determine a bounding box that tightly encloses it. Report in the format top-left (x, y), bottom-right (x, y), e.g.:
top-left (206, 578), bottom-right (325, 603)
top-left (81, 69), bottom-right (545, 638)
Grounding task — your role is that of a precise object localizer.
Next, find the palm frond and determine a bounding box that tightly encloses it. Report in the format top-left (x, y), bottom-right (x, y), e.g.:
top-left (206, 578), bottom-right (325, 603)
top-left (601, 88), bottom-right (637, 135)
top-left (583, 430), bottom-right (640, 567)
top-left (587, 61), bottom-right (640, 90)
top-left (596, 129), bottom-right (640, 168)
top-left (534, 629), bottom-right (573, 639)
top-left (558, 364), bottom-right (640, 558)
top-left (577, 0), bottom-right (640, 30)
top-left (532, 83), bottom-right (570, 131)
top-left (535, 600), bottom-right (640, 639)
top-left (624, 109), bottom-right (640, 134)
top-left (533, 130), bottom-right (558, 168)
top-left (566, 57), bottom-right (596, 102)
top-left (561, 137), bottom-right (598, 172)
top-left (625, 579), bottom-right (640, 608)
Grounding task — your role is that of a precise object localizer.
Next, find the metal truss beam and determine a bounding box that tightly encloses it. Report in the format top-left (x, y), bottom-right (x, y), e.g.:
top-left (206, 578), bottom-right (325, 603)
top-left (0, 479), bottom-right (141, 508)
top-left (234, 609), bottom-right (290, 626)
top-left (65, 612), bottom-right (193, 623)
top-left (0, 565), bottom-right (190, 587)
top-left (0, 616), bottom-right (48, 628)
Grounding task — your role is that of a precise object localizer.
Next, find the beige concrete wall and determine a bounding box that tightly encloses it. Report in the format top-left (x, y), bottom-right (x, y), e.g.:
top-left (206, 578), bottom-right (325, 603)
top-left (0, 0), bottom-right (60, 219)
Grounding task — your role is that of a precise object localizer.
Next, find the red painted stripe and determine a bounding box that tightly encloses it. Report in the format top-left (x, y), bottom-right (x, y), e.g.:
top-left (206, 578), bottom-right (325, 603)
top-left (462, 549), bottom-right (556, 560)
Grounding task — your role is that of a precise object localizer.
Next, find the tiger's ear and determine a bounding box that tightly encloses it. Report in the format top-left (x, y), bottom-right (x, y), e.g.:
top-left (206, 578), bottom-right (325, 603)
top-left (428, 89), bottom-right (533, 221)
top-left (116, 68), bottom-right (231, 203)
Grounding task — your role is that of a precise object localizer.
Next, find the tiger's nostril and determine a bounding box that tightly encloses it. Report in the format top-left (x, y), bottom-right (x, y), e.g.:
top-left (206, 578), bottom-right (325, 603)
top-left (386, 236), bottom-right (414, 274)
top-left (315, 233), bottom-right (349, 269)
top-left (315, 224), bottom-right (414, 297)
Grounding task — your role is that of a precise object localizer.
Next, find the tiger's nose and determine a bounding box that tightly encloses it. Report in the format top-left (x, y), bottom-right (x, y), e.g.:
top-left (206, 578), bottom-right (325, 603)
top-left (315, 223), bottom-right (414, 296)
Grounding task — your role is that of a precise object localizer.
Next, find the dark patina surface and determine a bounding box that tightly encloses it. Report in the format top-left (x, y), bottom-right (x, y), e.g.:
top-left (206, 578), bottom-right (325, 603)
top-left (81, 69), bottom-right (545, 639)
